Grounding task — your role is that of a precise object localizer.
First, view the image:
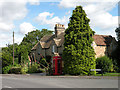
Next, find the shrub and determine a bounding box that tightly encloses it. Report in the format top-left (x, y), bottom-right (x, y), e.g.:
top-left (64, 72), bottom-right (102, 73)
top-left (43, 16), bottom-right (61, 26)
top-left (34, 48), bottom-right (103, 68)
top-left (112, 59), bottom-right (119, 72)
top-left (21, 65), bottom-right (28, 74)
top-left (2, 65), bottom-right (12, 74)
top-left (111, 46), bottom-right (120, 72)
top-left (28, 64), bottom-right (40, 73)
top-left (96, 56), bottom-right (113, 74)
top-left (9, 67), bottom-right (21, 74)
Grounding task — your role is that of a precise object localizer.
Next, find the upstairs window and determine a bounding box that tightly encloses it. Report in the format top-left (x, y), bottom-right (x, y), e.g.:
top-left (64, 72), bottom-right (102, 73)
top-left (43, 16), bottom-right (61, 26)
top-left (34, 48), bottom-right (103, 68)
top-left (52, 45), bottom-right (55, 53)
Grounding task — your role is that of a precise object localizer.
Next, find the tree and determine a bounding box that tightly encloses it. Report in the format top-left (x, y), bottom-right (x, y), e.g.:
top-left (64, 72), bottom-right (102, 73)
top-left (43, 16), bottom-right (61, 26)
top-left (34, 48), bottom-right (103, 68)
top-left (63, 6), bottom-right (96, 75)
top-left (115, 27), bottom-right (120, 41)
top-left (2, 43), bottom-right (19, 67)
top-left (2, 47), bottom-right (13, 67)
top-left (20, 29), bottom-right (53, 53)
top-left (19, 29), bottom-right (53, 64)
top-left (111, 26), bottom-right (120, 72)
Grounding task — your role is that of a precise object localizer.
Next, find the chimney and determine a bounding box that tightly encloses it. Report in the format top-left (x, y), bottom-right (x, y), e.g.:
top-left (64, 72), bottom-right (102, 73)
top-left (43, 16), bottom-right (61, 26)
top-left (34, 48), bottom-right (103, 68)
top-left (55, 24), bottom-right (65, 37)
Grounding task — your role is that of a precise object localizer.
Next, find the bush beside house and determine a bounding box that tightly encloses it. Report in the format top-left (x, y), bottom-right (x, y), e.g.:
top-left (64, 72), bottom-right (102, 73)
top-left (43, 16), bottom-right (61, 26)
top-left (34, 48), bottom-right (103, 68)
top-left (96, 56), bottom-right (113, 74)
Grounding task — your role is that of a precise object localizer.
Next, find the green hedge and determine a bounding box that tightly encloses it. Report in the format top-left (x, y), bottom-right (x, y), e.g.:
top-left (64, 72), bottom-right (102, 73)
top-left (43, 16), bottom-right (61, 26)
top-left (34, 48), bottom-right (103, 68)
top-left (9, 67), bottom-right (21, 74)
top-left (2, 64), bottom-right (28, 74)
top-left (2, 63), bottom-right (45, 74)
top-left (2, 65), bottom-right (12, 74)
top-left (96, 56), bottom-right (113, 74)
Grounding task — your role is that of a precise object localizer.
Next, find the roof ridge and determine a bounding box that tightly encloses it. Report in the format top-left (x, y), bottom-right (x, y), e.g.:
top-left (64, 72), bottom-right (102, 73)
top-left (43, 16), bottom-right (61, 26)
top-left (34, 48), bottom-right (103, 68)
top-left (94, 34), bottom-right (111, 36)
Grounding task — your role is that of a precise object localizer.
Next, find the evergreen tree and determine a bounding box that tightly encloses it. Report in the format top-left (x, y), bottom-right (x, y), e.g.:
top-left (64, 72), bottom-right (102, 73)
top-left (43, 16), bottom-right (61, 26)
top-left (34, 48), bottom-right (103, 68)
top-left (111, 26), bottom-right (120, 72)
top-left (115, 26), bottom-right (120, 41)
top-left (63, 6), bottom-right (96, 75)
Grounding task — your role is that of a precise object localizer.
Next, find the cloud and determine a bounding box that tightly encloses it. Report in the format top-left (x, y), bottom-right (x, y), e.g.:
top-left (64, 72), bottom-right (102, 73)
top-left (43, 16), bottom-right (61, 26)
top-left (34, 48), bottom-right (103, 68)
top-left (65, 10), bottom-right (71, 15)
top-left (0, 31), bottom-right (24, 47)
top-left (0, 32), bottom-right (12, 47)
top-left (0, 1), bottom-right (28, 32)
top-left (0, 0), bottom-right (41, 32)
top-left (28, 0), bottom-right (40, 5)
top-left (59, 0), bottom-right (119, 8)
top-left (0, 23), bottom-right (15, 31)
top-left (0, 22), bottom-right (36, 47)
top-left (34, 12), bottom-right (70, 30)
top-left (0, 0), bottom-right (41, 47)
top-left (19, 22), bottom-right (36, 34)
top-left (58, 0), bottom-right (119, 37)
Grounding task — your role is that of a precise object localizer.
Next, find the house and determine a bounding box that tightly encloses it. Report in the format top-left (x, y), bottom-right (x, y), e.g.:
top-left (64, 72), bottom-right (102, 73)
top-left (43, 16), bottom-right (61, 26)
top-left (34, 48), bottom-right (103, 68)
top-left (30, 24), bottom-right (117, 63)
top-left (92, 35), bottom-right (117, 58)
top-left (30, 24), bottom-right (65, 63)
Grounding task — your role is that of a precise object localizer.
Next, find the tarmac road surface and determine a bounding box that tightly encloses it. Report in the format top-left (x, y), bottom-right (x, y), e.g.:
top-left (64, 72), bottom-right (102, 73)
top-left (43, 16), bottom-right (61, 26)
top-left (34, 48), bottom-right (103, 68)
top-left (1, 74), bottom-right (119, 89)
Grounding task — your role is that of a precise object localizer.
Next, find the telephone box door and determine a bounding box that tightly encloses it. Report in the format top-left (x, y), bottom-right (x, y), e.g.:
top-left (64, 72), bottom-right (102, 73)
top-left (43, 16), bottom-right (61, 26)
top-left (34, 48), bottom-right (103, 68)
top-left (53, 56), bottom-right (62, 75)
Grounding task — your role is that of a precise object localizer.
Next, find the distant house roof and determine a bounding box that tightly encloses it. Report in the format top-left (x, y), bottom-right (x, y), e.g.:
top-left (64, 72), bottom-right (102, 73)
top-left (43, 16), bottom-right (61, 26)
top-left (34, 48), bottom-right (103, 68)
top-left (31, 34), bottom-right (115, 50)
top-left (93, 35), bottom-right (114, 46)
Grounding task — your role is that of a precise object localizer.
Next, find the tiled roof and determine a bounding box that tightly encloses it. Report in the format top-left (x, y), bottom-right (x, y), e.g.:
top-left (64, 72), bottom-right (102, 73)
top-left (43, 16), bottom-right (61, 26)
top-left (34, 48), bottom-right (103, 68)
top-left (40, 41), bottom-right (52, 48)
top-left (40, 34), bottom-right (55, 42)
top-left (93, 35), bottom-right (113, 46)
top-left (54, 32), bottom-right (64, 47)
top-left (31, 34), bottom-right (55, 50)
top-left (32, 34), bottom-right (114, 50)
top-left (31, 42), bottom-right (39, 50)
top-left (40, 34), bottom-right (55, 48)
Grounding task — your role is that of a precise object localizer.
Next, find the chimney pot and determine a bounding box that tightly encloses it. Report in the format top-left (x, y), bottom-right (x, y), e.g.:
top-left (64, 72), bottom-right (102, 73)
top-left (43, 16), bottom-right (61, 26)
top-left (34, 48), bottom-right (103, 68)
top-left (55, 24), bottom-right (65, 37)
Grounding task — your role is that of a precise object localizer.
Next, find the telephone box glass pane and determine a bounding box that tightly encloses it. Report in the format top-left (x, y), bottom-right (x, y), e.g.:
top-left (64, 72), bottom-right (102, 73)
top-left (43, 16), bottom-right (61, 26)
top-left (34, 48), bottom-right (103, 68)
top-left (53, 60), bottom-right (55, 73)
top-left (58, 60), bottom-right (61, 73)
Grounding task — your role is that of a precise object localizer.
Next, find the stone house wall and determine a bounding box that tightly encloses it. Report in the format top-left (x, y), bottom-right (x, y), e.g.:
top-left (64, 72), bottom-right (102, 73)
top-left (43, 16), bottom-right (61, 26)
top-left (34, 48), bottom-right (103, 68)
top-left (58, 45), bottom-right (64, 55)
top-left (92, 41), bottom-right (106, 58)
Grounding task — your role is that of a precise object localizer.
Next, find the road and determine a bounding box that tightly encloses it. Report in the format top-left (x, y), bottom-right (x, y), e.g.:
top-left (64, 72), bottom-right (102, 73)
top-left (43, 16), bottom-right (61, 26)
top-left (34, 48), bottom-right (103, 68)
top-left (1, 74), bottom-right (119, 89)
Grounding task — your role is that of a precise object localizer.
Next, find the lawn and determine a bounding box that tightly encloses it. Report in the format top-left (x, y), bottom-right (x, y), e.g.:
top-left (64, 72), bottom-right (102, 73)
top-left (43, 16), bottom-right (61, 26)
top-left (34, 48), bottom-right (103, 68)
top-left (95, 73), bottom-right (120, 76)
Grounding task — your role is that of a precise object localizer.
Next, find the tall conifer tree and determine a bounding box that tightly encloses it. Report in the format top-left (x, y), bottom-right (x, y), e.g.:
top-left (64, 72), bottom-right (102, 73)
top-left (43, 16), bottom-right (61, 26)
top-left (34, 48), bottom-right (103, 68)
top-left (63, 6), bottom-right (96, 75)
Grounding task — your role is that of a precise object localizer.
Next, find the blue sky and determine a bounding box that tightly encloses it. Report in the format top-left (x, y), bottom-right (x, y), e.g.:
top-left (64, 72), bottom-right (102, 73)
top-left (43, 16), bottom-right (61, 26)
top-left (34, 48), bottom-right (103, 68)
top-left (0, 0), bottom-right (119, 47)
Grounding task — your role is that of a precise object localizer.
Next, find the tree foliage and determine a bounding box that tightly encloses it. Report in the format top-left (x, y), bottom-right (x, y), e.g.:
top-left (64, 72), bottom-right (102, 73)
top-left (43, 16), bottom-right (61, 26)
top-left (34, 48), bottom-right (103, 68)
top-left (63, 6), bottom-right (96, 75)
top-left (111, 27), bottom-right (120, 72)
top-left (2, 29), bottom-right (53, 68)
top-left (19, 29), bottom-right (53, 64)
top-left (2, 43), bottom-right (19, 67)
top-left (20, 29), bottom-right (53, 53)
top-left (115, 27), bottom-right (120, 41)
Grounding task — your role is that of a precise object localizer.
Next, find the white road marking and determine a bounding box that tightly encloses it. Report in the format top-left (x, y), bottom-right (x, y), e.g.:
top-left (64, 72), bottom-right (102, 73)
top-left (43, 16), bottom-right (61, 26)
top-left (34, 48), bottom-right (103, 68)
top-left (4, 86), bottom-right (12, 88)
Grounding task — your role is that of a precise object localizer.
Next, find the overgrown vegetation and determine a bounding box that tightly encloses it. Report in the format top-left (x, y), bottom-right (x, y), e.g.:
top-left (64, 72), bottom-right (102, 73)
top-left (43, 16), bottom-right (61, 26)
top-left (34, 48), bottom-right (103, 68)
top-left (63, 6), bottom-right (96, 75)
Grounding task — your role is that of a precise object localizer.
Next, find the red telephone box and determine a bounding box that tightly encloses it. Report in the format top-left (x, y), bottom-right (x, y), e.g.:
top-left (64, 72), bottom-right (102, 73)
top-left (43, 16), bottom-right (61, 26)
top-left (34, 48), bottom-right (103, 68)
top-left (53, 56), bottom-right (62, 75)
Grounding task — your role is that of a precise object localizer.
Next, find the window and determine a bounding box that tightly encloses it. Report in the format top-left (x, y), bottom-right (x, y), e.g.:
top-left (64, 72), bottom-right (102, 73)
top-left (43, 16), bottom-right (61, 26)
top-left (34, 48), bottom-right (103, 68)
top-left (52, 45), bottom-right (55, 53)
top-left (38, 51), bottom-right (40, 55)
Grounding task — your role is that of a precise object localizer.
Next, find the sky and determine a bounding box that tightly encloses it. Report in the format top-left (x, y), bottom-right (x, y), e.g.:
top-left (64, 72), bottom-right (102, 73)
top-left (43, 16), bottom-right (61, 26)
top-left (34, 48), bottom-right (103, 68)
top-left (0, 0), bottom-right (119, 47)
